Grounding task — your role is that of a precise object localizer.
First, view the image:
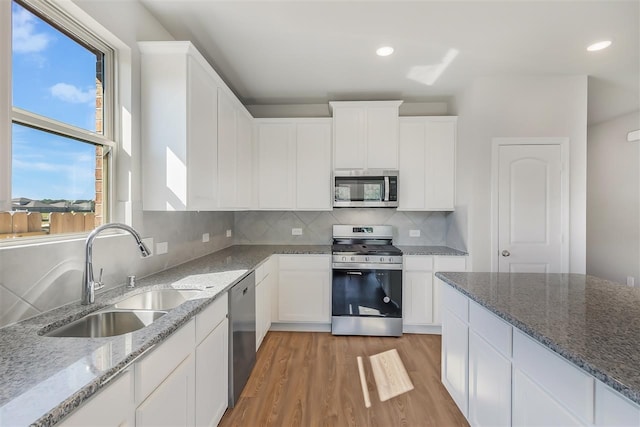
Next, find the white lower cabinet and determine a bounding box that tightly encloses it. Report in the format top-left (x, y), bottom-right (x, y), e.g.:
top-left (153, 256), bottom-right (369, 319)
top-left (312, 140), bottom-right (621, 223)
top-left (442, 284), bottom-right (640, 426)
top-left (256, 256), bottom-right (275, 349)
top-left (195, 318), bottom-right (228, 426)
top-left (403, 255), bottom-right (467, 333)
top-left (136, 354), bottom-right (196, 427)
top-left (468, 331), bottom-right (511, 427)
top-left (60, 370), bottom-right (134, 426)
top-left (276, 255), bottom-right (331, 324)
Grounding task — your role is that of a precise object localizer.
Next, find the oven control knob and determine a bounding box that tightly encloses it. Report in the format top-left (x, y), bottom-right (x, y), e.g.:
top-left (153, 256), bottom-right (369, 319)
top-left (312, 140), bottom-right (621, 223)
top-left (350, 256), bottom-right (355, 261)
top-left (383, 296), bottom-right (391, 303)
top-left (380, 257), bottom-right (384, 262)
top-left (365, 256), bottom-right (370, 262)
top-left (388, 257), bottom-right (393, 263)
top-left (342, 256), bottom-right (347, 262)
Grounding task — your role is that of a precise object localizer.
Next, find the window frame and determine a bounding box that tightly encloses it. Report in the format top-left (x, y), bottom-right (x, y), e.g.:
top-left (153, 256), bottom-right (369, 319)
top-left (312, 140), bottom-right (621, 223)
top-left (3, 0), bottom-right (117, 244)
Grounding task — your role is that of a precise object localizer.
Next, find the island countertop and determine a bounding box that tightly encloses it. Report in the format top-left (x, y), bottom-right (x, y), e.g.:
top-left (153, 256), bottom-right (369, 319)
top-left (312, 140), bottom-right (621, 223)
top-left (435, 272), bottom-right (640, 406)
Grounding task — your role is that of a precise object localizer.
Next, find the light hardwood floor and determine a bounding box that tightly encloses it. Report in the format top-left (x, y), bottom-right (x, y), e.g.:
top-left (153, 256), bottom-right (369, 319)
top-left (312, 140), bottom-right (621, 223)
top-left (219, 332), bottom-right (469, 427)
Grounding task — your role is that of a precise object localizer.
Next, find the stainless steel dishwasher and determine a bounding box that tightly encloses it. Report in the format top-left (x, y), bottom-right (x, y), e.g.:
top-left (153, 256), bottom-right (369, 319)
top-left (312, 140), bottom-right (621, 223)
top-left (228, 271), bottom-right (256, 407)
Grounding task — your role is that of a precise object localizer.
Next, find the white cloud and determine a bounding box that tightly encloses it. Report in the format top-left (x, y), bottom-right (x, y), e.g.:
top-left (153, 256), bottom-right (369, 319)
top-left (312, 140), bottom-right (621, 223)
top-left (12, 7), bottom-right (52, 54)
top-left (50, 83), bottom-right (94, 104)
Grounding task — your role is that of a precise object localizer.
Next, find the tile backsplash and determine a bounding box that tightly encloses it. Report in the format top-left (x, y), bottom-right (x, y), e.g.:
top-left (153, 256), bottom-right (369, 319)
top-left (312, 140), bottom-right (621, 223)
top-left (234, 209), bottom-right (450, 245)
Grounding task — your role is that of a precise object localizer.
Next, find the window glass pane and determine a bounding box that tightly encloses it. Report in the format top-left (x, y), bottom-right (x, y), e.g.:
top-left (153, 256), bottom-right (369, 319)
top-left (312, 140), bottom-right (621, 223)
top-left (11, 123), bottom-right (99, 235)
top-left (11, 1), bottom-right (104, 133)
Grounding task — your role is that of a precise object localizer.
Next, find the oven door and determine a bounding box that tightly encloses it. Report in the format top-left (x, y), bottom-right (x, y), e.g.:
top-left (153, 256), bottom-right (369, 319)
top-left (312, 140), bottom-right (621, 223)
top-left (332, 264), bottom-right (402, 319)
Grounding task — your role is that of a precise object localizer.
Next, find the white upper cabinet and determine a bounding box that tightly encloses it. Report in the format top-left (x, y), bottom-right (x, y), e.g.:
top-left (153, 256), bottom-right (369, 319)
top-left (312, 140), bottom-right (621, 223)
top-left (255, 118), bottom-right (332, 210)
top-left (140, 42), bottom-right (220, 211)
top-left (331, 101), bottom-right (402, 170)
top-left (398, 116), bottom-right (457, 211)
top-left (218, 88), bottom-right (253, 210)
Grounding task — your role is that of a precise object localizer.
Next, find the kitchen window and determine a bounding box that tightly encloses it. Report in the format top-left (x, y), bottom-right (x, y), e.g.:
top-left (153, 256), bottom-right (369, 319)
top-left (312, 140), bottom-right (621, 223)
top-left (1, 0), bottom-right (115, 240)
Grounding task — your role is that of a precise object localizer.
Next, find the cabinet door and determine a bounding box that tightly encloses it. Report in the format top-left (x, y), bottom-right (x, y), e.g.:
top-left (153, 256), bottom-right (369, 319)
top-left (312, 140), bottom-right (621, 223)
top-left (217, 90), bottom-right (237, 208)
top-left (257, 123), bottom-right (295, 209)
top-left (399, 120), bottom-right (426, 210)
top-left (296, 122), bottom-right (332, 210)
top-left (595, 381), bottom-right (640, 426)
top-left (61, 370), bottom-right (134, 427)
top-left (195, 318), bottom-right (228, 427)
top-left (468, 331), bottom-right (511, 427)
top-left (256, 277), bottom-right (271, 349)
top-left (425, 119), bottom-right (456, 210)
top-left (278, 270), bottom-right (331, 322)
top-left (433, 256), bottom-right (467, 325)
top-left (236, 111), bottom-right (253, 209)
top-left (333, 107), bottom-right (365, 169)
top-left (186, 56), bottom-right (219, 211)
top-left (403, 271), bottom-right (433, 325)
top-left (136, 354), bottom-right (196, 427)
top-left (367, 105), bottom-right (399, 169)
top-left (442, 308), bottom-right (469, 417)
top-left (512, 369), bottom-right (583, 427)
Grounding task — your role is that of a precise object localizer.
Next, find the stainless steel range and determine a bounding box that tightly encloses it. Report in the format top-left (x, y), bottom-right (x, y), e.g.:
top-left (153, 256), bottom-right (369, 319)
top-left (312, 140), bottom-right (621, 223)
top-left (331, 225), bottom-right (403, 337)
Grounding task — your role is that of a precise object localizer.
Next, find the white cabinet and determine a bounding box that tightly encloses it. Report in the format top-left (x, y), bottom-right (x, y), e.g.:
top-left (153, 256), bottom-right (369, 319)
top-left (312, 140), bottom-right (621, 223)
top-left (60, 370), bottom-right (134, 426)
top-left (468, 312), bottom-right (512, 427)
top-left (595, 380), bottom-right (640, 426)
top-left (441, 285), bottom-right (469, 417)
top-left (403, 255), bottom-right (467, 333)
top-left (140, 41), bottom-right (220, 211)
top-left (398, 117), bottom-right (457, 211)
top-left (331, 101), bottom-right (402, 170)
top-left (195, 295), bottom-right (229, 427)
top-left (256, 256), bottom-right (275, 349)
top-left (276, 255), bottom-right (331, 324)
top-left (136, 354), bottom-right (196, 427)
top-left (217, 89), bottom-right (253, 209)
top-left (255, 119), bottom-right (332, 210)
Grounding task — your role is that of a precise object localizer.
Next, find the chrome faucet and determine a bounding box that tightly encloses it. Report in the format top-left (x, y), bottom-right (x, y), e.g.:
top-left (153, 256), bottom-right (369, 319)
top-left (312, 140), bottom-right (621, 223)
top-left (82, 223), bottom-right (151, 305)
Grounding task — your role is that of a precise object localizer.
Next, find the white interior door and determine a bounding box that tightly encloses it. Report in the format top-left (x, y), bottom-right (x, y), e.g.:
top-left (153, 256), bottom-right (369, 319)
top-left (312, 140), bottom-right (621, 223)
top-left (498, 144), bottom-right (563, 273)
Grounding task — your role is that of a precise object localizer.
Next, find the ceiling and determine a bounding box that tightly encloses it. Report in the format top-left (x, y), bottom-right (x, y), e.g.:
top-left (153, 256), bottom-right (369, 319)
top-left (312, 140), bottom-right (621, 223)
top-left (139, 0), bottom-right (640, 124)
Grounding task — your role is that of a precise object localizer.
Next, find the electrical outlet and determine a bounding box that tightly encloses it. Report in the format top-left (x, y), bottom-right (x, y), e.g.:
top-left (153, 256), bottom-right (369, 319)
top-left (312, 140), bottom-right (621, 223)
top-left (409, 229), bottom-right (421, 237)
top-left (202, 233), bottom-right (210, 243)
top-left (627, 276), bottom-right (635, 287)
top-left (156, 241), bottom-right (168, 255)
top-left (292, 228), bottom-right (303, 236)
top-left (142, 238), bottom-right (154, 257)
top-left (226, 230), bottom-right (232, 238)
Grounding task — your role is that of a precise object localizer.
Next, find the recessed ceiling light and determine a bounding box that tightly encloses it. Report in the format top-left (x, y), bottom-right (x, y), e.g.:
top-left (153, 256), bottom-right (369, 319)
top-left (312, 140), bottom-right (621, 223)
top-left (587, 40), bottom-right (612, 52)
top-left (376, 46), bottom-right (394, 57)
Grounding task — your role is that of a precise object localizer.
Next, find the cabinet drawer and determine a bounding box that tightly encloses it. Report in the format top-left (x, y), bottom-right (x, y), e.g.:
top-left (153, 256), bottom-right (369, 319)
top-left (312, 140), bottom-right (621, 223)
top-left (196, 293), bottom-right (228, 345)
top-left (135, 318), bottom-right (195, 404)
top-left (442, 284), bottom-right (468, 322)
top-left (434, 256), bottom-right (467, 272)
top-left (404, 255), bottom-right (433, 271)
top-left (279, 254), bottom-right (329, 270)
top-left (469, 301), bottom-right (512, 357)
top-left (513, 329), bottom-right (594, 423)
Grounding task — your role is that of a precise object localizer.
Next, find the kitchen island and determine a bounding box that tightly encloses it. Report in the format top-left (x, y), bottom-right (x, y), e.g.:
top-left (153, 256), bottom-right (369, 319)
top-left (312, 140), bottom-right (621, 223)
top-left (436, 272), bottom-right (640, 425)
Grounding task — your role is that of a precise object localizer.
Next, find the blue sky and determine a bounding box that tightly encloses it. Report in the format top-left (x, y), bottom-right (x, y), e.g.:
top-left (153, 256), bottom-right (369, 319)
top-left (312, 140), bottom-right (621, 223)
top-left (12, 1), bottom-right (98, 201)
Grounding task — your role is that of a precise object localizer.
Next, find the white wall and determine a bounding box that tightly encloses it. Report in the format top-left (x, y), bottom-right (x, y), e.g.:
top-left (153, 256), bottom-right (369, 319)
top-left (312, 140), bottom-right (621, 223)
top-left (586, 110), bottom-right (640, 285)
top-left (451, 76), bottom-right (588, 272)
top-left (0, 0), bottom-right (234, 329)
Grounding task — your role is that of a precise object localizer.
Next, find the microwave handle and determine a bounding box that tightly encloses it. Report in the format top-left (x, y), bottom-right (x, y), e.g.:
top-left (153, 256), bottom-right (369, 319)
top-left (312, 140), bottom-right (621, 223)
top-left (384, 176), bottom-right (390, 201)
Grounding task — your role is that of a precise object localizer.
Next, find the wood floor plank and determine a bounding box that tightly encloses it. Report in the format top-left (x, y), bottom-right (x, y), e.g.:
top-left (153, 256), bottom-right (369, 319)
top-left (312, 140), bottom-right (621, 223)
top-left (219, 332), bottom-right (469, 427)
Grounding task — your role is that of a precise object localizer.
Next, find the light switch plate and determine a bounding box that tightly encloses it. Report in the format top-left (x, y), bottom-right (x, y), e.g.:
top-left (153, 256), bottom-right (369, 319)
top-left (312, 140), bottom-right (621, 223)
top-left (292, 228), bottom-right (303, 236)
top-left (202, 233), bottom-right (210, 243)
top-left (226, 230), bottom-right (232, 238)
top-left (409, 229), bottom-right (421, 237)
top-left (156, 241), bottom-right (168, 255)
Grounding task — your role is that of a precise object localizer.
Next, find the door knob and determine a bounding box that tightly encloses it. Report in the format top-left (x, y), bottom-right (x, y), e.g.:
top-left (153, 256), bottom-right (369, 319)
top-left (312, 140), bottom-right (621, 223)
top-left (502, 250), bottom-right (511, 257)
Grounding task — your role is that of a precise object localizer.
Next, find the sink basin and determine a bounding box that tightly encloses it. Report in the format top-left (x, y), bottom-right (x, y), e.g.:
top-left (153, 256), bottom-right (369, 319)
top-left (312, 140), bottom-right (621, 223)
top-left (112, 289), bottom-right (203, 311)
top-left (45, 310), bottom-right (167, 338)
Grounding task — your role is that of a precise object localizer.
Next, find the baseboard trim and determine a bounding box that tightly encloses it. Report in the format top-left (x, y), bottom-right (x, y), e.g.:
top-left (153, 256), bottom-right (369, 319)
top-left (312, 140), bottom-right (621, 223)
top-left (402, 324), bottom-right (442, 335)
top-left (270, 322), bottom-right (331, 332)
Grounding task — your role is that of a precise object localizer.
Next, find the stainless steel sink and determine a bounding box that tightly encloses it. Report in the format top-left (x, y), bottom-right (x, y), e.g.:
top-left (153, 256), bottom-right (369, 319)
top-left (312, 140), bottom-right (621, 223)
top-left (112, 289), bottom-right (203, 311)
top-left (45, 310), bottom-right (167, 338)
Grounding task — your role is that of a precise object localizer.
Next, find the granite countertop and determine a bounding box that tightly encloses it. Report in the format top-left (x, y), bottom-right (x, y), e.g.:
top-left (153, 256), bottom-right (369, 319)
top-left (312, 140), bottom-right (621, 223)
top-left (398, 245), bottom-right (467, 256)
top-left (435, 272), bottom-right (640, 405)
top-left (0, 244), bottom-right (329, 427)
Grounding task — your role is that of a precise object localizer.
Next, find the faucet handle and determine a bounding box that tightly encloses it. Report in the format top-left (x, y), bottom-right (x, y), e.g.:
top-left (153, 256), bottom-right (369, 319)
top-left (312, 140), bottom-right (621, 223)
top-left (94, 268), bottom-right (105, 291)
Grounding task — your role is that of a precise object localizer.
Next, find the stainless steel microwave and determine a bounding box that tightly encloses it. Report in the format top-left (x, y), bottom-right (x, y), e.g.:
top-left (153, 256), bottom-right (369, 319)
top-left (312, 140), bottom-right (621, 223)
top-left (334, 170), bottom-right (399, 208)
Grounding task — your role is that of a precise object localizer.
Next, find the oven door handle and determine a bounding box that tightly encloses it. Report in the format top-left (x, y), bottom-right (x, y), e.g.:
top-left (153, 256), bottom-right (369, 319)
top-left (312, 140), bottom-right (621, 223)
top-left (346, 271), bottom-right (363, 275)
top-left (332, 263), bottom-right (403, 271)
